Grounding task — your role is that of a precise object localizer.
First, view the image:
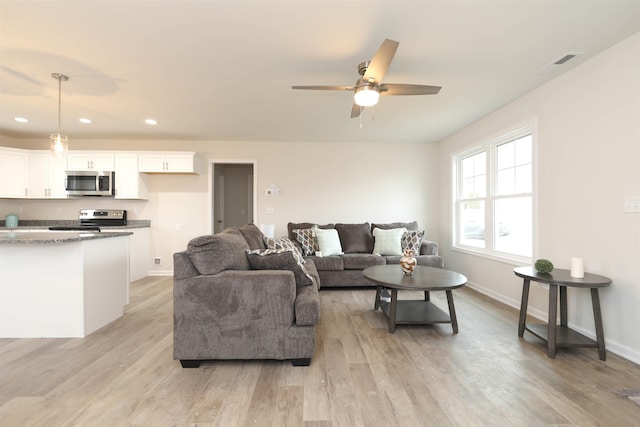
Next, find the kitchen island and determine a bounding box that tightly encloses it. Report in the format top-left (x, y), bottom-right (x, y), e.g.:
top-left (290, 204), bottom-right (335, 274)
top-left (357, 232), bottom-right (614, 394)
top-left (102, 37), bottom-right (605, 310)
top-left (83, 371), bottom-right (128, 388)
top-left (0, 231), bottom-right (132, 338)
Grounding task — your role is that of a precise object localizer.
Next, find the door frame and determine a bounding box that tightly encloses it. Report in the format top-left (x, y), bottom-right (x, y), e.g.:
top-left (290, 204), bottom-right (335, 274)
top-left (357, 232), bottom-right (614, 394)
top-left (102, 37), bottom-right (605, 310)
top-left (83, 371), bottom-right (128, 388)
top-left (207, 159), bottom-right (258, 234)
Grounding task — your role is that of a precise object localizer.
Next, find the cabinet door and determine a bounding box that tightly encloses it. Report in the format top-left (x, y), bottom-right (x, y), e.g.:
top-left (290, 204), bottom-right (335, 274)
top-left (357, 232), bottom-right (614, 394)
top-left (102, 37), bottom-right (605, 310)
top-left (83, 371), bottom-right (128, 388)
top-left (138, 154), bottom-right (167, 172)
top-left (114, 154), bottom-right (148, 199)
top-left (0, 148), bottom-right (28, 198)
top-left (28, 153), bottom-right (50, 198)
top-left (166, 154), bottom-right (194, 172)
top-left (48, 155), bottom-right (68, 198)
top-left (67, 153), bottom-right (93, 171)
top-left (91, 153), bottom-right (115, 171)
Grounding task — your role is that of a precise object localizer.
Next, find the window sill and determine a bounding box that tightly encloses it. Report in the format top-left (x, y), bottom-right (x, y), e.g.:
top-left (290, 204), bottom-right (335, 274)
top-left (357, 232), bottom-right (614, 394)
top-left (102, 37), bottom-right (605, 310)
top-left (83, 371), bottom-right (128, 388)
top-left (451, 245), bottom-right (531, 267)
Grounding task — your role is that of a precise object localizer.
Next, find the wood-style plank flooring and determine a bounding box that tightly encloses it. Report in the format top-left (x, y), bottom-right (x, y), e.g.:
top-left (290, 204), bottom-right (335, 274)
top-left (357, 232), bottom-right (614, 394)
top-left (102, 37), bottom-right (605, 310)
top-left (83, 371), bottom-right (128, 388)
top-left (1, 276), bottom-right (639, 426)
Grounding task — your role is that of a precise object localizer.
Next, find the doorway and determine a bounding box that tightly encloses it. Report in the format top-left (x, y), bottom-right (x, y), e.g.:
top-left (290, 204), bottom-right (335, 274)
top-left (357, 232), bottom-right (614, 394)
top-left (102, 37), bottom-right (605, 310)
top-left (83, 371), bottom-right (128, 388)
top-left (211, 162), bottom-right (256, 234)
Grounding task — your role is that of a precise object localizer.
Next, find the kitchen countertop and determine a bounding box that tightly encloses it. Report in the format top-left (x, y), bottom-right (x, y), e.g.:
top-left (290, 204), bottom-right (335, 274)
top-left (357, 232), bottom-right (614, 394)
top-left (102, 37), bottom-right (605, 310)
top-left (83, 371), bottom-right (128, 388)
top-left (0, 219), bottom-right (150, 230)
top-left (0, 231), bottom-right (133, 245)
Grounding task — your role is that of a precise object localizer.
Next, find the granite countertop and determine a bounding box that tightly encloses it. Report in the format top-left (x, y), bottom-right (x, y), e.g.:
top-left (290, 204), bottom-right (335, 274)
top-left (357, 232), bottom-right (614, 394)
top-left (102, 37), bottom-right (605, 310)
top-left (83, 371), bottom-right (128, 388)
top-left (0, 219), bottom-right (150, 231)
top-left (0, 231), bottom-right (133, 245)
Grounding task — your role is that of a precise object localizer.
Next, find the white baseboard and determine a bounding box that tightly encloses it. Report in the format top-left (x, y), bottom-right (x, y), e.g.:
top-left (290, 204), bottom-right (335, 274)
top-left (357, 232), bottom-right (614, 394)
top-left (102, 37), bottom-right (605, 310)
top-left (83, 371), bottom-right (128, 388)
top-left (147, 270), bottom-right (173, 277)
top-left (466, 281), bottom-right (640, 366)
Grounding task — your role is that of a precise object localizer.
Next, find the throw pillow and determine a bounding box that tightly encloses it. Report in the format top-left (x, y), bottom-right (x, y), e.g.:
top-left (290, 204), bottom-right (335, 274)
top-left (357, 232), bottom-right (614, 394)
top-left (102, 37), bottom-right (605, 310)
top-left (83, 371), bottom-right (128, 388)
top-left (263, 236), bottom-right (305, 264)
top-left (335, 222), bottom-right (374, 253)
top-left (238, 223), bottom-right (267, 250)
top-left (402, 230), bottom-right (425, 255)
top-left (292, 228), bottom-right (317, 256)
top-left (314, 227), bottom-right (344, 256)
top-left (187, 229), bottom-right (251, 275)
top-left (372, 227), bottom-right (407, 256)
top-left (246, 249), bottom-right (313, 288)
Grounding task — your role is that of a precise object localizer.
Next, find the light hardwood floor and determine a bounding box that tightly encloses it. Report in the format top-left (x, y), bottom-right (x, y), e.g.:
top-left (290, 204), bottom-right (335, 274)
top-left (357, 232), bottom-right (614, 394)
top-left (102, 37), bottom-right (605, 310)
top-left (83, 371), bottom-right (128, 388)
top-left (1, 276), bottom-right (639, 426)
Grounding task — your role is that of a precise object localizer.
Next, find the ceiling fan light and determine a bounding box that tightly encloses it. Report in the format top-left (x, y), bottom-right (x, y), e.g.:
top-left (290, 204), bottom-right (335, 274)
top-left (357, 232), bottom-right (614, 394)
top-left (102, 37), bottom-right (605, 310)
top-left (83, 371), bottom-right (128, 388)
top-left (354, 85), bottom-right (380, 107)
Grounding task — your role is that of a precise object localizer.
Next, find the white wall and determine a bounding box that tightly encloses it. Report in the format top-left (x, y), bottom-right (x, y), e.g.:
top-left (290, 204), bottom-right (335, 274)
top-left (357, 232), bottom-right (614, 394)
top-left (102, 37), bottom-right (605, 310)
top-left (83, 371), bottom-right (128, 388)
top-left (0, 140), bottom-right (441, 276)
top-left (438, 33), bottom-right (640, 363)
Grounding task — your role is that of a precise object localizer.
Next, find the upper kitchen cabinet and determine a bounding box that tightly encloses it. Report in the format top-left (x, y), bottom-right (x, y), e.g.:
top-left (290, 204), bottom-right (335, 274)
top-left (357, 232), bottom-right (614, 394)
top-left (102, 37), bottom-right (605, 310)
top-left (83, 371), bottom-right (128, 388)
top-left (0, 147), bottom-right (28, 198)
top-left (114, 153), bottom-right (149, 199)
top-left (28, 151), bottom-right (67, 198)
top-left (67, 151), bottom-right (115, 171)
top-left (138, 152), bottom-right (203, 174)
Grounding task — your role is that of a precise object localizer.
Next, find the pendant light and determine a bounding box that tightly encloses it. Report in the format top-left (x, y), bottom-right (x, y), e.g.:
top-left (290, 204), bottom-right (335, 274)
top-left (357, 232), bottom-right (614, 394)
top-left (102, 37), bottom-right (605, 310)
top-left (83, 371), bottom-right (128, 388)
top-left (50, 72), bottom-right (69, 158)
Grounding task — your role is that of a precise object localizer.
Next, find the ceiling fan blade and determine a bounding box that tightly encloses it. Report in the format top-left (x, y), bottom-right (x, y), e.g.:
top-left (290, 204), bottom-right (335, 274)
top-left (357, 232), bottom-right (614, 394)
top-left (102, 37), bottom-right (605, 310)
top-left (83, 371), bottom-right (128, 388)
top-left (291, 85), bottom-right (354, 91)
top-left (379, 83), bottom-right (442, 96)
top-left (350, 103), bottom-right (362, 118)
top-left (363, 39), bottom-right (399, 83)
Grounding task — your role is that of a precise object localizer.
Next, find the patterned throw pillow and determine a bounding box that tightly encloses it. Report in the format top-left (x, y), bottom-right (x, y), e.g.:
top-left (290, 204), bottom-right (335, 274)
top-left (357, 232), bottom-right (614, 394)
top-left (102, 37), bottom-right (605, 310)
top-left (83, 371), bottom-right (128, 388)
top-left (246, 248), bottom-right (313, 288)
top-left (292, 228), bottom-right (317, 256)
top-left (263, 236), bottom-right (305, 264)
top-left (372, 227), bottom-right (406, 256)
top-left (401, 230), bottom-right (425, 255)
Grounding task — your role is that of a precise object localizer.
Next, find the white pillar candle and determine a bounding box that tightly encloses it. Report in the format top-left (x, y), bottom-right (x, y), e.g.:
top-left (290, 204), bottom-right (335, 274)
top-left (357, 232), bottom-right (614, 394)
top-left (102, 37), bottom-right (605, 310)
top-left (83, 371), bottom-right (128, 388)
top-left (570, 257), bottom-right (584, 278)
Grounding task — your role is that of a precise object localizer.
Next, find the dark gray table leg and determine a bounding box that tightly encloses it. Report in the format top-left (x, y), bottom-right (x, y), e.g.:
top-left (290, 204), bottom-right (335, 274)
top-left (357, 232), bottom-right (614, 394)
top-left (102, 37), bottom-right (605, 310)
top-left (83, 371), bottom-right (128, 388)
top-left (446, 290), bottom-right (458, 334)
top-left (560, 285), bottom-right (568, 327)
top-left (518, 279), bottom-right (531, 337)
top-left (424, 291), bottom-right (430, 301)
top-left (590, 288), bottom-right (606, 361)
top-left (548, 284), bottom-right (558, 358)
top-left (388, 289), bottom-right (398, 333)
top-left (374, 286), bottom-right (382, 310)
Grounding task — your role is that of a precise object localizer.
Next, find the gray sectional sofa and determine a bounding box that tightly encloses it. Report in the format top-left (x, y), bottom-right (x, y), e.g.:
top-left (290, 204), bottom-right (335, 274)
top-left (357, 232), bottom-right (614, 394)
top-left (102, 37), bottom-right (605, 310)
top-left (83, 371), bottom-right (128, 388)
top-left (287, 221), bottom-right (444, 288)
top-left (173, 224), bottom-right (321, 367)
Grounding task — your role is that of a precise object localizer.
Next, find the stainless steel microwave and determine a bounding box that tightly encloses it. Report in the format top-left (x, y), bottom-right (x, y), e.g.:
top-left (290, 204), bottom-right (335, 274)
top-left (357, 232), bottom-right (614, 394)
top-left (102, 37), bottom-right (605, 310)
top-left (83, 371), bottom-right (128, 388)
top-left (65, 171), bottom-right (114, 196)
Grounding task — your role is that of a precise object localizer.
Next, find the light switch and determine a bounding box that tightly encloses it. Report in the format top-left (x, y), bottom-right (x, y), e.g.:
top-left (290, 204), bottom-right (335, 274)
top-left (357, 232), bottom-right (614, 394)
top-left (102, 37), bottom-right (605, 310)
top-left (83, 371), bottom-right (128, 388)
top-left (624, 196), bottom-right (640, 213)
top-left (266, 207), bottom-right (274, 215)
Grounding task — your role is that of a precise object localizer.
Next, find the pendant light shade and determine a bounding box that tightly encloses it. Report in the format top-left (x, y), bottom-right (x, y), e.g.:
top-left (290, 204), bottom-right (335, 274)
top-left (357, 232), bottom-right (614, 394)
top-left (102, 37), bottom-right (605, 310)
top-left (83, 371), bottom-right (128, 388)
top-left (50, 73), bottom-right (69, 158)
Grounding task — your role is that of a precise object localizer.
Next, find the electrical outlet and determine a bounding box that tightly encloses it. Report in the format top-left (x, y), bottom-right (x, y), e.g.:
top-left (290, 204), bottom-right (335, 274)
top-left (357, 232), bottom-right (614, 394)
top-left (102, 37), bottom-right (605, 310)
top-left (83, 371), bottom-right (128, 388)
top-left (154, 257), bottom-right (162, 266)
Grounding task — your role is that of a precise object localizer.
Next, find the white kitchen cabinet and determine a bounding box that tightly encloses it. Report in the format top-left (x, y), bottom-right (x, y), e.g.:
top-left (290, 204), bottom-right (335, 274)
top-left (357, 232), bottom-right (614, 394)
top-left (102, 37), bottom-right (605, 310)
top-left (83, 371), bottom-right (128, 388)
top-left (114, 153), bottom-right (149, 199)
top-left (28, 151), bottom-right (67, 198)
top-left (138, 152), bottom-right (202, 174)
top-left (67, 151), bottom-right (115, 171)
top-left (102, 227), bottom-right (150, 282)
top-left (0, 147), bottom-right (29, 198)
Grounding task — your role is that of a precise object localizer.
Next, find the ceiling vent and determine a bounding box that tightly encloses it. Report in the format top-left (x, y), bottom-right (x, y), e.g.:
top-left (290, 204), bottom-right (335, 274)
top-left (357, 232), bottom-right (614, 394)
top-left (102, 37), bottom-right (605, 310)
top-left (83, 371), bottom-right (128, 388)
top-left (537, 52), bottom-right (583, 74)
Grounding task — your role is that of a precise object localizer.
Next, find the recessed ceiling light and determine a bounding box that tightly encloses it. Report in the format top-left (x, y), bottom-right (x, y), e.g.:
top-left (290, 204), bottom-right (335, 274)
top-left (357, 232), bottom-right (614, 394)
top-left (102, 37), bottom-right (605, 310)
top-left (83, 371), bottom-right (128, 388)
top-left (79, 118), bottom-right (92, 124)
top-left (145, 119), bottom-right (158, 125)
top-left (14, 117), bottom-right (29, 123)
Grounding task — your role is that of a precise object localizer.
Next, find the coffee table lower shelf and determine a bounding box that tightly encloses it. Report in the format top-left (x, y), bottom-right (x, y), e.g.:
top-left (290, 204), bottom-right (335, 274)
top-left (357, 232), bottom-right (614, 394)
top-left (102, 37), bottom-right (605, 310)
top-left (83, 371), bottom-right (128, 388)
top-left (378, 300), bottom-right (453, 330)
top-left (524, 324), bottom-right (599, 348)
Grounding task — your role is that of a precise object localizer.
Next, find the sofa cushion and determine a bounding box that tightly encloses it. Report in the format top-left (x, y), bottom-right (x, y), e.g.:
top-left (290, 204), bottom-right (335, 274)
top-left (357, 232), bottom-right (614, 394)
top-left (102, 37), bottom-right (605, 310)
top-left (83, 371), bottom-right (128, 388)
top-left (401, 229), bottom-right (425, 255)
top-left (371, 221), bottom-right (418, 232)
top-left (315, 227), bottom-right (344, 256)
top-left (335, 222), bottom-right (374, 253)
top-left (238, 223), bottom-right (267, 250)
top-left (342, 253), bottom-right (386, 270)
top-left (292, 228), bottom-right (318, 256)
top-left (287, 222), bottom-right (334, 241)
top-left (187, 229), bottom-right (251, 275)
top-left (246, 249), bottom-right (313, 288)
top-left (264, 236), bottom-right (305, 264)
top-left (306, 255), bottom-right (344, 271)
top-left (372, 227), bottom-right (406, 256)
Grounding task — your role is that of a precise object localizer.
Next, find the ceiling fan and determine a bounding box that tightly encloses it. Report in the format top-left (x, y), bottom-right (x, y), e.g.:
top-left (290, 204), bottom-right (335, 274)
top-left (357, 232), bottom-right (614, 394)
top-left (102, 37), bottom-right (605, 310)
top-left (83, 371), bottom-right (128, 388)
top-left (292, 39), bottom-right (441, 118)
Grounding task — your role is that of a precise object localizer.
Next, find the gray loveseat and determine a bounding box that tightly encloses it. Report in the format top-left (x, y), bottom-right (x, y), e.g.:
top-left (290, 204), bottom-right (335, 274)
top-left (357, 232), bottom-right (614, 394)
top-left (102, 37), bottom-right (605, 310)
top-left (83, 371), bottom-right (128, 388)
top-left (287, 221), bottom-right (444, 287)
top-left (173, 224), bottom-right (321, 367)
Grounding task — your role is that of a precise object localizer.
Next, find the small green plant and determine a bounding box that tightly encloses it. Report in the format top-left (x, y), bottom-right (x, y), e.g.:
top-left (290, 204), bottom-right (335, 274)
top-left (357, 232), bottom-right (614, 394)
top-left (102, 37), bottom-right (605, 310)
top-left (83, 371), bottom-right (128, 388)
top-left (534, 259), bottom-right (554, 274)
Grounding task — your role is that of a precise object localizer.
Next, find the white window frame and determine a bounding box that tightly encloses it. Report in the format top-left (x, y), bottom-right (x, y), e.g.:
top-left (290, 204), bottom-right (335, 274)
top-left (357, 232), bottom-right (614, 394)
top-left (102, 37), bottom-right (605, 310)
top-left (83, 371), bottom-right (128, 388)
top-left (451, 120), bottom-right (537, 265)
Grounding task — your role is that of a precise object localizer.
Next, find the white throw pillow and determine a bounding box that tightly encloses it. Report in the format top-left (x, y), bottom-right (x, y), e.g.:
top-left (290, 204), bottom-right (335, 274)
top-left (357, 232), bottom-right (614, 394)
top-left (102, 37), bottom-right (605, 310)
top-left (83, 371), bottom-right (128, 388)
top-left (314, 227), bottom-right (344, 257)
top-left (372, 227), bottom-right (407, 256)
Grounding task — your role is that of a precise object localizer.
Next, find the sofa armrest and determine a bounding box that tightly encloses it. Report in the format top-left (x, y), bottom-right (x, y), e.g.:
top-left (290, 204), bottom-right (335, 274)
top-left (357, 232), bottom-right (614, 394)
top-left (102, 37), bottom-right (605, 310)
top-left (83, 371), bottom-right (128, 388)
top-left (294, 284), bottom-right (320, 326)
top-left (419, 240), bottom-right (439, 256)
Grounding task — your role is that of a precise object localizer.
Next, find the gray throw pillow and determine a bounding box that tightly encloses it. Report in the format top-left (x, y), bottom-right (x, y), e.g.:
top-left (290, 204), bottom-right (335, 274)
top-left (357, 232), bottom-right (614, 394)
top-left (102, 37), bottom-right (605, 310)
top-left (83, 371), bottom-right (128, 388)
top-left (187, 229), bottom-right (251, 275)
top-left (335, 223), bottom-right (374, 253)
top-left (238, 223), bottom-right (267, 250)
top-left (246, 249), bottom-right (313, 288)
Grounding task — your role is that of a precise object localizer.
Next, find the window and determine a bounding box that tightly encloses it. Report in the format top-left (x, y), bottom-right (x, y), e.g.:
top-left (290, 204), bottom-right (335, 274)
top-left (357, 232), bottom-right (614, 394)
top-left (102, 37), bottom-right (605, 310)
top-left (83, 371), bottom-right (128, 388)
top-left (453, 124), bottom-right (534, 262)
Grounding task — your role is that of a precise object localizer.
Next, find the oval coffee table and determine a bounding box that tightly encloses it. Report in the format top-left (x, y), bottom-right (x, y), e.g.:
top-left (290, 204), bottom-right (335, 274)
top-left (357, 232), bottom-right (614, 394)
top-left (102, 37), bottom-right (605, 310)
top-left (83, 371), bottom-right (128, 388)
top-left (363, 265), bottom-right (467, 334)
